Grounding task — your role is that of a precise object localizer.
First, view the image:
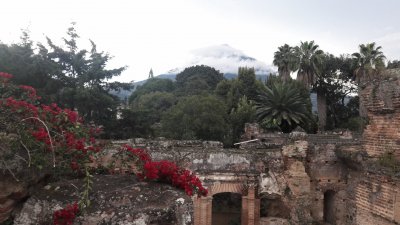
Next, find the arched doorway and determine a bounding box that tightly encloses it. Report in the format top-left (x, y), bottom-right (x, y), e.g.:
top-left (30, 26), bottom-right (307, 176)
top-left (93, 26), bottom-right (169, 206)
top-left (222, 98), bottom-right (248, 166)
top-left (323, 190), bottom-right (335, 224)
top-left (212, 192), bottom-right (242, 225)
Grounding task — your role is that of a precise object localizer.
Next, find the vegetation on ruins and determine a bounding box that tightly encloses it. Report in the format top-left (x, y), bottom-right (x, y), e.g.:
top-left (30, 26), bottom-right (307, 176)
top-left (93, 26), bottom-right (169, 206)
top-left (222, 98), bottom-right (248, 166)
top-left (0, 73), bottom-right (207, 225)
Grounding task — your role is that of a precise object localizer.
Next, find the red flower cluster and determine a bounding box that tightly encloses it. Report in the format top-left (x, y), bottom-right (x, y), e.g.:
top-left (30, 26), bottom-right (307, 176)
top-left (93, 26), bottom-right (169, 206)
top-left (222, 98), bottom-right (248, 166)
top-left (122, 145), bottom-right (208, 197)
top-left (19, 85), bottom-right (39, 100)
top-left (1, 73), bottom-right (101, 171)
top-left (5, 97), bottom-right (39, 116)
top-left (0, 72), bottom-right (13, 80)
top-left (53, 202), bottom-right (79, 225)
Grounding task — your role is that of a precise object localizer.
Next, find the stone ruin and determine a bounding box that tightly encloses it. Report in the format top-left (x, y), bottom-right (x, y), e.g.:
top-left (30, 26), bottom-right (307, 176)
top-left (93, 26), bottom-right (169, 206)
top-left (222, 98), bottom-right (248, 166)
top-left (1, 69), bottom-right (400, 224)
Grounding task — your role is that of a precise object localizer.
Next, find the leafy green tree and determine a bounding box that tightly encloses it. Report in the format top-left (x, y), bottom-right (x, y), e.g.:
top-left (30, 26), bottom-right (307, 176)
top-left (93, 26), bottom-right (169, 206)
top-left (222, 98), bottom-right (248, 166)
top-left (39, 24), bottom-right (130, 133)
top-left (175, 65), bottom-right (224, 95)
top-left (313, 54), bottom-right (357, 130)
top-left (294, 41), bottom-right (325, 130)
top-left (111, 109), bottom-right (158, 139)
top-left (131, 91), bottom-right (176, 124)
top-left (161, 95), bottom-right (228, 141)
top-left (129, 78), bottom-right (175, 103)
top-left (273, 44), bottom-right (297, 81)
top-left (237, 67), bottom-right (261, 100)
top-left (0, 31), bottom-right (63, 103)
top-left (255, 80), bottom-right (312, 133)
top-left (228, 96), bottom-right (256, 145)
top-left (352, 42), bottom-right (386, 118)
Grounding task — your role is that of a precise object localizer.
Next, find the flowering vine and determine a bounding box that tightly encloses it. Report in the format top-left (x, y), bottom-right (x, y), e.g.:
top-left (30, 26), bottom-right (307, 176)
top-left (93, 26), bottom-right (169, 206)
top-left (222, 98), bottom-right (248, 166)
top-left (0, 72), bottom-right (207, 225)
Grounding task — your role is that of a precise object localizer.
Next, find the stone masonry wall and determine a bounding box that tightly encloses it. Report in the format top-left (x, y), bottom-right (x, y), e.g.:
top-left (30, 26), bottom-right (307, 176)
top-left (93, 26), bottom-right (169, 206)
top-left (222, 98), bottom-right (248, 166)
top-left (362, 69), bottom-right (400, 159)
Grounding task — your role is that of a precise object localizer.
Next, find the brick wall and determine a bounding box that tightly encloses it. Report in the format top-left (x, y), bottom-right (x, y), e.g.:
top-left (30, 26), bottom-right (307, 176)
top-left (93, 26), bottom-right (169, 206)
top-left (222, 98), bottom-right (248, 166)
top-left (354, 174), bottom-right (400, 224)
top-left (361, 71), bottom-right (400, 159)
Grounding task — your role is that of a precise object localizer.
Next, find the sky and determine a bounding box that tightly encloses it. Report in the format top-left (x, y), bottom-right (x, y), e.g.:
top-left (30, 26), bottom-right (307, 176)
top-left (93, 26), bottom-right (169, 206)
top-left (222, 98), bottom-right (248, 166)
top-left (2, 0), bottom-right (400, 82)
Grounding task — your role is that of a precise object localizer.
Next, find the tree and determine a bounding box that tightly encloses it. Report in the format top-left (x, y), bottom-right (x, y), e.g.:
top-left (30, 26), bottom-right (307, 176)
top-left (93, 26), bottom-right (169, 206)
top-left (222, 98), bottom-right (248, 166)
top-left (40, 24), bottom-right (130, 132)
top-left (228, 96), bottom-right (256, 145)
top-left (131, 91), bottom-right (176, 128)
top-left (175, 65), bottom-right (224, 95)
top-left (129, 78), bottom-right (175, 103)
top-left (294, 41), bottom-right (325, 130)
top-left (0, 31), bottom-right (63, 103)
top-left (273, 44), bottom-right (297, 81)
top-left (352, 42), bottom-right (386, 118)
top-left (387, 60), bottom-right (400, 69)
top-left (255, 80), bottom-right (312, 133)
top-left (161, 95), bottom-right (228, 141)
top-left (237, 67), bottom-right (263, 101)
top-left (313, 54), bottom-right (357, 130)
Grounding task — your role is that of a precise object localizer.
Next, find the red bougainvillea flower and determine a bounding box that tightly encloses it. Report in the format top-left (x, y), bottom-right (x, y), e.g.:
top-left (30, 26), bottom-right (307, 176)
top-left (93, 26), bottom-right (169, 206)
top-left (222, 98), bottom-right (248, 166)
top-left (53, 202), bottom-right (79, 225)
top-left (122, 145), bottom-right (208, 197)
top-left (0, 72), bottom-right (13, 79)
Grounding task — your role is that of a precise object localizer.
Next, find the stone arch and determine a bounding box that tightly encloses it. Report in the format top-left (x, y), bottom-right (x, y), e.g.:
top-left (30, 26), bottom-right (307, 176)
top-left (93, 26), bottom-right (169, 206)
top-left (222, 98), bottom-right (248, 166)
top-left (323, 190), bottom-right (336, 224)
top-left (210, 183), bottom-right (246, 196)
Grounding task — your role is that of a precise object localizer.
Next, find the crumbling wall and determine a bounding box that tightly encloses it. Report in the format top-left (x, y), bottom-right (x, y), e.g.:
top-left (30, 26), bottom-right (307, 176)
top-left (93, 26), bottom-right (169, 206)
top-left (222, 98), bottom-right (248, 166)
top-left (362, 70), bottom-right (400, 159)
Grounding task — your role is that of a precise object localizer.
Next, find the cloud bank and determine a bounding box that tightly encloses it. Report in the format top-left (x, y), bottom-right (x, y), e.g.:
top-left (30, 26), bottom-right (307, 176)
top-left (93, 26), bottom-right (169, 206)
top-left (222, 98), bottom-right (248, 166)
top-left (168, 44), bottom-right (275, 75)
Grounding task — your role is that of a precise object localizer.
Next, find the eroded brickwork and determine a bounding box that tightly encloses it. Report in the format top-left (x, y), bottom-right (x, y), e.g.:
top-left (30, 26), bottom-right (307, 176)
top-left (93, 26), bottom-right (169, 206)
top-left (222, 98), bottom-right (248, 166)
top-left (362, 70), bottom-right (400, 159)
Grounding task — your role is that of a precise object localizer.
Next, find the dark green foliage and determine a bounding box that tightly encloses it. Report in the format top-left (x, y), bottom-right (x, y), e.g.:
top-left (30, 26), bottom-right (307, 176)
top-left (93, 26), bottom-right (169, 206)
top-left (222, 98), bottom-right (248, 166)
top-left (109, 109), bottom-right (158, 139)
top-left (0, 31), bottom-right (63, 103)
top-left (273, 44), bottom-right (297, 81)
top-left (256, 79), bottom-right (313, 133)
top-left (387, 60), bottom-right (400, 69)
top-left (227, 96), bottom-right (256, 145)
top-left (129, 78), bottom-right (175, 103)
top-left (175, 65), bottom-right (224, 95)
top-left (161, 95), bottom-right (228, 141)
top-left (237, 67), bottom-right (260, 100)
top-left (352, 42), bottom-right (386, 82)
top-left (39, 25), bottom-right (130, 136)
top-left (295, 41), bottom-right (324, 88)
top-left (0, 25), bottom-right (132, 137)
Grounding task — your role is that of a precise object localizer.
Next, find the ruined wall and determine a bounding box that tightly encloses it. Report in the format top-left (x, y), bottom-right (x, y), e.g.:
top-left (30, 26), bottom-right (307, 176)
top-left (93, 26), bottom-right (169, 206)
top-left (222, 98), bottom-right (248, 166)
top-left (339, 69), bottom-right (400, 225)
top-left (362, 69), bottom-right (400, 159)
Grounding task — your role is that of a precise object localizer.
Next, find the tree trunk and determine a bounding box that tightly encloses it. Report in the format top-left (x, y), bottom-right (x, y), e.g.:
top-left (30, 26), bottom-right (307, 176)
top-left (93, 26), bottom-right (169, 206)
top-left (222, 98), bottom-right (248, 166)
top-left (358, 88), bottom-right (368, 119)
top-left (358, 69), bottom-right (368, 119)
top-left (281, 69), bottom-right (291, 81)
top-left (317, 91), bottom-right (327, 131)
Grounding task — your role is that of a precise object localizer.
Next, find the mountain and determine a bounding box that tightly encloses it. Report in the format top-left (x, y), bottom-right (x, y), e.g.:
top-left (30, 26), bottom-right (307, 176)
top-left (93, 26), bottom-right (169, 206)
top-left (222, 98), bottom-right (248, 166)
top-left (170, 44), bottom-right (275, 75)
top-left (111, 44), bottom-right (276, 99)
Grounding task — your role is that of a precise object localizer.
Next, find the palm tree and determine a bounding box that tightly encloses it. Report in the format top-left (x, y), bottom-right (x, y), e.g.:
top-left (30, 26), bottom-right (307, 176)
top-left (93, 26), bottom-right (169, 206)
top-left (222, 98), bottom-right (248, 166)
top-left (255, 80), bottom-right (311, 133)
top-left (295, 41), bottom-right (324, 88)
top-left (294, 41), bottom-right (325, 131)
top-left (352, 42), bottom-right (386, 118)
top-left (273, 44), bottom-right (297, 81)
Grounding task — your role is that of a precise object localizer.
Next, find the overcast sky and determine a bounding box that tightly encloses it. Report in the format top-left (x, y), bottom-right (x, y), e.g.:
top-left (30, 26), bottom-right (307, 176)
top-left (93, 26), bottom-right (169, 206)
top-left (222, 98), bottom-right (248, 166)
top-left (2, 0), bottom-right (400, 82)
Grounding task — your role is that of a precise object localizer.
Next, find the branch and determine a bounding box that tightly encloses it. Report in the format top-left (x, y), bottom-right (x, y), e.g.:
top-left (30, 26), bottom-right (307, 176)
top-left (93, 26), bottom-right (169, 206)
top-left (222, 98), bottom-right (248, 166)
top-left (21, 117), bottom-right (56, 167)
top-left (19, 140), bottom-right (31, 167)
top-left (1, 160), bottom-right (20, 182)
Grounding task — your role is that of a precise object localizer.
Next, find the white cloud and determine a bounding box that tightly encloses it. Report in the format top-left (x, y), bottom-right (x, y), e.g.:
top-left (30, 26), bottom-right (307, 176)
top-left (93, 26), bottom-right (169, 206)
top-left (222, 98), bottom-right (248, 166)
top-left (173, 44), bottom-right (275, 75)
